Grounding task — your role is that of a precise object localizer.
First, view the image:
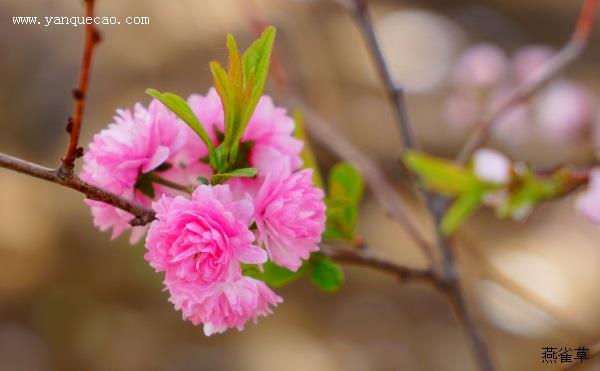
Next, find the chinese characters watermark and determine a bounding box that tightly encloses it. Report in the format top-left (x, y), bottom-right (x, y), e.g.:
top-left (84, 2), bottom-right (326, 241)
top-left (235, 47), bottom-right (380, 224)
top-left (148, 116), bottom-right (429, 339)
top-left (542, 346), bottom-right (590, 365)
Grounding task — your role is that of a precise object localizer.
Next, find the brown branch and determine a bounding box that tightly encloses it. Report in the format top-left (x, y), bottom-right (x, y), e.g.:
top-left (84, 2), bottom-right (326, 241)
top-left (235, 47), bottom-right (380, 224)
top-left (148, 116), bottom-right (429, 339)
top-left (340, 0), bottom-right (414, 150)
top-left (342, 0), bottom-right (495, 369)
top-left (0, 152), bottom-right (155, 226)
top-left (0, 151), bottom-right (441, 282)
top-left (456, 0), bottom-right (599, 164)
top-left (59, 0), bottom-right (101, 178)
top-left (289, 99), bottom-right (435, 262)
top-left (321, 244), bottom-right (434, 282)
top-left (433, 234), bottom-right (495, 371)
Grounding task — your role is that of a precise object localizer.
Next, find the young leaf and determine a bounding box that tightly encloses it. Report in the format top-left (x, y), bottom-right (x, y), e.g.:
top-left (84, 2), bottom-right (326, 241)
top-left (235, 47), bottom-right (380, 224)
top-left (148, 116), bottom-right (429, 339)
top-left (328, 163), bottom-right (363, 204)
top-left (211, 167), bottom-right (258, 184)
top-left (243, 261), bottom-right (305, 288)
top-left (209, 61), bottom-right (236, 145)
top-left (440, 191), bottom-right (484, 235)
top-left (404, 150), bottom-right (474, 196)
top-left (146, 89), bottom-right (218, 169)
top-left (237, 26), bottom-right (277, 143)
top-left (324, 162), bottom-right (364, 241)
top-left (226, 34), bottom-right (243, 94)
top-left (309, 255), bottom-right (344, 292)
top-left (325, 196), bottom-right (358, 240)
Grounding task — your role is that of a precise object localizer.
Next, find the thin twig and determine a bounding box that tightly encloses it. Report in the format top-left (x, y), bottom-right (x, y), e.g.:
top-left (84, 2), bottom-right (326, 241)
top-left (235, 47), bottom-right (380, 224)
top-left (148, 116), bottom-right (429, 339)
top-left (59, 0), bottom-right (101, 178)
top-left (321, 244), bottom-right (434, 282)
top-left (343, 0), bottom-right (495, 369)
top-left (456, 0), bottom-right (600, 164)
top-left (0, 152), bottom-right (155, 226)
top-left (289, 99), bottom-right (435, 261)
top-left (341, 0), bottom-right (414, 149)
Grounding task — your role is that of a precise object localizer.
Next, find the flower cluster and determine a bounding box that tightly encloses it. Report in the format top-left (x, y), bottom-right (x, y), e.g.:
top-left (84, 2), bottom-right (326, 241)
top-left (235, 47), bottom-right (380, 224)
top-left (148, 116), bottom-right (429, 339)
top-left (81, 89), bottom-right (325, 335)
top-left (444, 44), bottom-right (598, 148)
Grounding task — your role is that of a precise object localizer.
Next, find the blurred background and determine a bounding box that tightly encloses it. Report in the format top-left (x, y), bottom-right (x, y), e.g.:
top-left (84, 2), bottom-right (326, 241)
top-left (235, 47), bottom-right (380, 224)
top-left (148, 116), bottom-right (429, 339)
top-left (2, 0), bottom-right (600, 370)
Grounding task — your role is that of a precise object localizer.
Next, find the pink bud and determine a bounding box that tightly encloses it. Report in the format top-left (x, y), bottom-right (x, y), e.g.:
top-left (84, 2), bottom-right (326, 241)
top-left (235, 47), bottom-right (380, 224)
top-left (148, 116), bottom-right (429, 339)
top-left (473, 148), bottom-right (511, 184)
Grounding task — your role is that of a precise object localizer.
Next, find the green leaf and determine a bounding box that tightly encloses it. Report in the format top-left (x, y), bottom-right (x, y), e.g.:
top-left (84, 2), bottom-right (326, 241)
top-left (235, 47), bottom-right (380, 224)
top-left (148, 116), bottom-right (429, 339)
top-left (403, 150), bottom-right (475, 196)
top-left (207, 27), bottom-right (276, 170)
top-left (440, 191), bottom-right (484, 235)
top-left (328, 163), bottom-right (363, 204)
top-left (197, 176), bottom-right (209, 185)
top-left (322, 226), bottom-right (348, 240)
top-left (226, 34), bottom-right (243, 94)
top-left (293, 110), bottom-right (323, 188)
top-left (325, 199), bottom-right (357, 240)
top-left (243, 261), bottom-right (305, 288)
top-left (210, 61), bottom-right (236, 143)
top-left (211, 167), bottom-right (258, 184)
top-left (324, 162), bottom-right (364, 241)
top-left (146, 89), bottom-right (218, 169)
top-left (309, 255), bottom-right (344, 292)
top-left (237, 26), bottom-right (276, 142)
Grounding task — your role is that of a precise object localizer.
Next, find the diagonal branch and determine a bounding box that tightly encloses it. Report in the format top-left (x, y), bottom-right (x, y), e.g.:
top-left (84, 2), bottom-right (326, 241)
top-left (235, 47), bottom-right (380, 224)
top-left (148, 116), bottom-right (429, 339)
top-left (342, 0), bottom-right (495, 369)
top-left (456, 0), bottom-right (600, 164)
top-left (0, 152), bottom-right (155, 226)
top-left (289, 99), bottom-right (435, 262)
top-left (59, 0), bottom-right (101, 178)
top-left (339, 0), bottom-right (415, 150)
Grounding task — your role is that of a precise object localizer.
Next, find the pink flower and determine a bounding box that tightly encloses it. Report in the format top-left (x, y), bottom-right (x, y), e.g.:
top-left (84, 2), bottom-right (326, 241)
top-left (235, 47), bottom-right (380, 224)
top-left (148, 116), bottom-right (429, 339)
top-left (188, 88), bottom-right (303, 175)
top-left (145, 184), bottom-right (267, 283)
top-left (145, 184), bottom-right (283, 335)
top-left (576, 168), bottom-right (600, 224)
top-left (472, 148), bottom-right (511, 184)
top-left (81, 99), bottom-right (205, 243)
top-left (254, 163), bottom-right (326, 271)
top-left (452, 44), bottom-right (508, 89)
top-left (166, 274), bottom-right (282, 336)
